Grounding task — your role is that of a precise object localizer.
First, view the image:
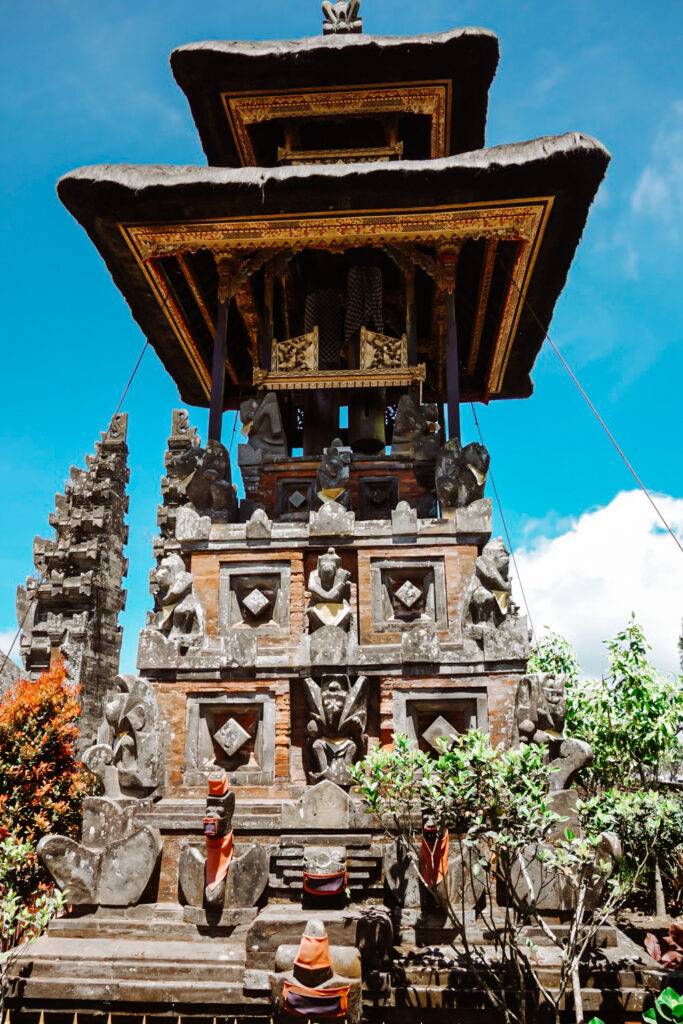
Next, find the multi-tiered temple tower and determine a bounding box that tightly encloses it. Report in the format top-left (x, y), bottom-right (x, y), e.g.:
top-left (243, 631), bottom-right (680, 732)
top-left (10, 6), bottom-right (660, 1023)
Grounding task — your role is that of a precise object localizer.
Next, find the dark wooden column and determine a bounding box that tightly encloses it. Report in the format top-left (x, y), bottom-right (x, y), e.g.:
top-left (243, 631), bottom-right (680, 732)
top-left (405, 264), bottom-right (417, 365)
top-left (440, 247), bottom-right (461, 443)
top-left (208, 259), bottom-right (232, 443)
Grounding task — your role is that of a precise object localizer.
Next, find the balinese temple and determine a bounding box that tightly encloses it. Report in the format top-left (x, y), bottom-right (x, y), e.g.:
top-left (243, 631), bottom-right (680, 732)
top-left (9, 4), bottom-right (660, 1023)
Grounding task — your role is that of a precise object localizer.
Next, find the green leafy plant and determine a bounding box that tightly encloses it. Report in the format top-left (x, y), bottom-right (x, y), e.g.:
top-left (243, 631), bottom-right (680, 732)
top-left (530, 620), bottom-right (683, 916)
top-left (351, 730), bottom-right (636, 1024)
top-left (0, 834), bottom-right (66, 1018)
top-left (643, 986), bottom-right (683, 1023)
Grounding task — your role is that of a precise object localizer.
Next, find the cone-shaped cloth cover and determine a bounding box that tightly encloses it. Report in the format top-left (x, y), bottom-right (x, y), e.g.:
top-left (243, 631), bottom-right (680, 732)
top-left (294, 930), bottom-right (333, 971)
top-left (282, 980), bottom-right (349, 1018)
top-left (420, 828), bottom-right (450, 888)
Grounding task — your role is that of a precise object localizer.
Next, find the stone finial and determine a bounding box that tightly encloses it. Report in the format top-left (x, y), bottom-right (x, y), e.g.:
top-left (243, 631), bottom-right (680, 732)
top-left (322, 0), bottom-right (362, 33)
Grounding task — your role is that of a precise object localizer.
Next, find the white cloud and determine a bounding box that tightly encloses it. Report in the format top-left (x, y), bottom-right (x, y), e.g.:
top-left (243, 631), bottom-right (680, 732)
top-left (512, 490), bottom-right (683, 677)
top-left (631, 100), bottom-right (683, 239)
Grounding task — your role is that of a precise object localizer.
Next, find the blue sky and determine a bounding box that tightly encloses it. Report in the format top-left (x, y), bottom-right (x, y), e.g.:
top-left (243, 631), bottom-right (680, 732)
top-left (1, 0), bottom-right (682, 676)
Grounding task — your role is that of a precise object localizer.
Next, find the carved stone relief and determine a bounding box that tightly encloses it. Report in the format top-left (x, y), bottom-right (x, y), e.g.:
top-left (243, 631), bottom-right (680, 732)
top-left (435, 438), bottom-right (490, 510)
top-left (184, 691), bottom-right (276, 787)
top-left (303, 675), bottom-right (368, 787)
top-left (277, 478), bottom-right (317, 521)
top-left (393, 689), bottom-right (487, 755)
top-left (371, 557), bottom-right (447, 632)
top-left (306, 547), bottom-right (352, 633)
top-left (82, 675), bottom-right (163, 798)
top-left (219, 562), bottom-right (291, 635)
top-left (317, 439), bottom-right (352, 510)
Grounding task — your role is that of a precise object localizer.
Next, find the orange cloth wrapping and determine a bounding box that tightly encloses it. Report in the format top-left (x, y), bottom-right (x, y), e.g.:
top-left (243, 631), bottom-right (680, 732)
top-left (208, 772), bottom-right (230, 796)
top-left (420, 830), bottom-right (450, 887)
top-left (205, 830), bottom-right (234, 892)
top-left (282, 980), bottom-right (349, 1018)
top-left (293, 932), bottom-right (333, 971)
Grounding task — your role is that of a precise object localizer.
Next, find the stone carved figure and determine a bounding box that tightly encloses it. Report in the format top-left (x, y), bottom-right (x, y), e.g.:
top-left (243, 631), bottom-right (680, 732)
top-left (508, 673), bottom-right (616, 912)
top-left (178, 770), bottom-right (269, 921)
top-left (317, 439), bottom-right (352, 510)
top-left (322, 0), bottom-right (362, 34)
top-left (304, 675), bottom-right (368, 787)
top-left (514, 672), bottom-right (592, 792)
top-left (435, 438), bottom-right (490, 509)
top-left (515, 672), bottom-right (566, 749)
top-left (82, 676), bottom-right (163, 798)
top-left (306, 547), bottom-right (352, 633)
top-left (38, 797), bottom-right (162, 908)
top-left (169, 437), bottom-right (237, 519)
top-left (238, 393), bottom-right (287, 461)
top-left (465, 537), bottom-right (513, 633)
top-left (150, 553), bottom-right (204, 639)
top-left (391, 394), bottom-right (441, 460)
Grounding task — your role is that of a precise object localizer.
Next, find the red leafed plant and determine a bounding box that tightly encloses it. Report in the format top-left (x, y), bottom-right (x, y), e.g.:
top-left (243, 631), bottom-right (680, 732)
top-left (0, 661), bottom-right (90, 849)
top-left (644, 925), bottom-right (683, 970)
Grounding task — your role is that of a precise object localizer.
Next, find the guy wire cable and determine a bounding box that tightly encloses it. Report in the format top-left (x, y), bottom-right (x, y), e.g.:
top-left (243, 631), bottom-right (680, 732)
top-left (0, 337), bottom-right (150, 678)
top-left (498, 257), bottom-right (683, 558)
top-left (469, 402), bottom-right (537, 644)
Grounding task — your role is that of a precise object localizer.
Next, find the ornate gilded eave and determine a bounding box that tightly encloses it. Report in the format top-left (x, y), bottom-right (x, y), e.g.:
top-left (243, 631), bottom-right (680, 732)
top-left (120, 196), bottom-right (553, 400)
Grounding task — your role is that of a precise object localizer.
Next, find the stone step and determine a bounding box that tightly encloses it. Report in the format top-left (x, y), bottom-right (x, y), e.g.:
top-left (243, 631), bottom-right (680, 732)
top-left (13, 976), bottom-right (260, 1007)
top-left (27, 958), bottom-right (244, 984)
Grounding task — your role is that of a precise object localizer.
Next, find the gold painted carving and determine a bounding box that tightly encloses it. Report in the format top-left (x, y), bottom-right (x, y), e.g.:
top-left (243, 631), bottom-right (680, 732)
top-left (278, 142), bottom-right (404, 165)
top-left (253, 364), bottom-right (426, 391)
top-left (467, 238), bottom-right (497, 376)
top-left (272, 327), bottom-right (319, 373)
top-left (223, 82), bottom-right (450, 165)
top-left (359, 328), bottom-right (407, 370)
top-left (119, 197), bottom-right (553, 400)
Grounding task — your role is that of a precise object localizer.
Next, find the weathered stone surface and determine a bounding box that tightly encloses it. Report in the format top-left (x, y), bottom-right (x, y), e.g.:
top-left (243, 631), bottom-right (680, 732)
top-left (281, 780), bottom-right (351, 830)
top-left (383, 837), bottom-right (485, 912)
top-left (303, 675), bottom-right (368, 786)
top-left (82, 676), bottom-right (163, 798)
top-left (238, 393), bottom-right (287, 462)
top-left (179, 841), bottom-right (270, 911)
top-left (454, 496), bottom-right (493, 537)
top-left (306, 547), bottom-right (352, 633)
top-left (309, 499), bottom-right (355, 536)
top-left (148, 553), bottom-right (204, 640)
top-left (317, 439), bottom-right (352, 510)
top-left (308, 623), bottom-right (349, 666)
top-left (175, 504), bottom-right (211, 541)
top-left (38, 796), bottom-right (161, 907)
top-left (391, 394), bottom-right (441, 460)
top-left (16, 414), bottom-right (129, 739)
top-left (401, 623), bottom-right (439, 663)
top-left (435, 438), bottom-right (490, 510)
top-left (245, 507), bottom-right (272, 540)
top-left (391, 500), bottom-right (418, 537)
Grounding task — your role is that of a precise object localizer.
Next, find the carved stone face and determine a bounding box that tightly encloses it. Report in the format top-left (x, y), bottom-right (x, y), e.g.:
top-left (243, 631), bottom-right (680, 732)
top-left (154, 554), bottom-right (184, 596)
top-left (321, 676), bottom-right (348, 732)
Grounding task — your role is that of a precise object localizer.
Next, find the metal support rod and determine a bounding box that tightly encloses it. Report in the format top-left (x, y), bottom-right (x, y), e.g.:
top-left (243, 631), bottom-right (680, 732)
top-left (208, 298), bottom-right (229, 442)
top-left (446, 290), bottom-right (461, 442)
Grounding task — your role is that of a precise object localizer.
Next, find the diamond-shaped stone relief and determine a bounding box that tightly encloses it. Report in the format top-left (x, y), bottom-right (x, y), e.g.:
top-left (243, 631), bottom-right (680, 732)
top-left (288, 490), bottom-right (307, 510)
top-left (214, 717), bottom-right (251, 757)
top-left (242, 587), bottom-right (271, 618)
top-left (421, 714), bottom-right (459, 752)
top-left (395, 579), bottom-right (422, 609)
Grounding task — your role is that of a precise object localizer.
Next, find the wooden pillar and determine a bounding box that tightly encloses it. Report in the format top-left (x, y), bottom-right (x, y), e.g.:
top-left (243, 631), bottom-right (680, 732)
top-left (405, 264), bottom-right (417, 365)
top-left (440, 247), bottom-right (461, 443)
top-left (262, 264), bottom-right (275, 371)
top-left (446, 292), bottom-right (461, 442)
top-left (208, 259), bottom-right (232, 443)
